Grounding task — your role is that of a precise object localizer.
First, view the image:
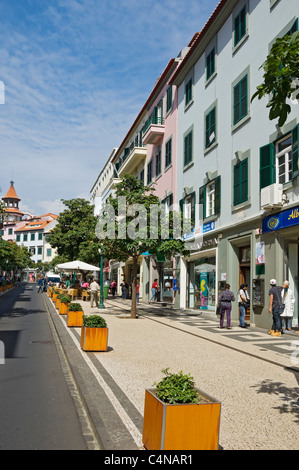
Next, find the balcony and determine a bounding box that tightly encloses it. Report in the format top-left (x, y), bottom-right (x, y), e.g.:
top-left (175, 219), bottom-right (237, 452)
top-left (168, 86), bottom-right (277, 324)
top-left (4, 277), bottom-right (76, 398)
top-left (118, 145), bottom-right (147, 176)
top-left (142, 117), bottom-right (165, 145)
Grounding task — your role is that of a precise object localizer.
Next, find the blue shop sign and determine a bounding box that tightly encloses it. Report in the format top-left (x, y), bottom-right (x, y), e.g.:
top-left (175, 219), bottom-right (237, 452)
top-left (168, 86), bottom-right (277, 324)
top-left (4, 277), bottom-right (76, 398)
top-left (262, 206), bottom-right (299, 233)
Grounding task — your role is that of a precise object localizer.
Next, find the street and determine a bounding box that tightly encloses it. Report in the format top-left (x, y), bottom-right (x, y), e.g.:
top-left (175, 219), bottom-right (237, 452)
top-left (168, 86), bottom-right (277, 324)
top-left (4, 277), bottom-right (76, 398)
top-left (0, 284), bottom-right (96, 450)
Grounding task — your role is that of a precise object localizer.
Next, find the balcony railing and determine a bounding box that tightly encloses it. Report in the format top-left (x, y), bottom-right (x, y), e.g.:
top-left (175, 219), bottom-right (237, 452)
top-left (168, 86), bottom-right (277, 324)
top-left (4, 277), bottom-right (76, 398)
top-left (142, 117), bottom-right (165, 145)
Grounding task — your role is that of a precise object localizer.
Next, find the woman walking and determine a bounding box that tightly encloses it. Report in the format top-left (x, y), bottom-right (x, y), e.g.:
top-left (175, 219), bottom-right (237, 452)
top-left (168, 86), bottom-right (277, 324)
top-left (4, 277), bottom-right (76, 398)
top-left (219, 284), bottom-right (235, 329)
top-left (280, 280), bottom-right (295, 331)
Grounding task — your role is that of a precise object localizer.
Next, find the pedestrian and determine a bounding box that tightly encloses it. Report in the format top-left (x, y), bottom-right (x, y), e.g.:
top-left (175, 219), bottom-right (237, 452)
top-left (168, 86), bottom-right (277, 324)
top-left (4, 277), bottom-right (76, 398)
top-left (43, 277), bottom-right (48, 292)
top-left (111, 280), bottom-right (117, 297)
top-left (90, 278), bottom-right (100, 307)
top-left (120, 280), bottom-right (128, 299)
top-left (37, 277), bottom-right (44, 293)
top-left (238, 283), bottom-right (250, 328)
top-left (280, 280), bottom-right (295, 331)
top-left (219, 283), bottom-right (235, 329)
top-left (268, 279), bottom-right (283, 336)
top-left (148, 278), bottom-right (159, 304)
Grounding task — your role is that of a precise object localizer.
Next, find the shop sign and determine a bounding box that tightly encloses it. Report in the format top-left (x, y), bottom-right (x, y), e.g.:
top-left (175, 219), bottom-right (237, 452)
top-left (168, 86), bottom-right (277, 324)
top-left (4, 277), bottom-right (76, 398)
top-left (203, 221), bottom-right (216, 233)
top-left (262, 206), bottom-right (299, 233)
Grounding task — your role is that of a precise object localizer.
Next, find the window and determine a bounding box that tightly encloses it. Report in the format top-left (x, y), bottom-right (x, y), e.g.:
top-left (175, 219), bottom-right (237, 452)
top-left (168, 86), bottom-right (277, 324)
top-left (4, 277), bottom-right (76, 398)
top-left (234, 5), bottom-right (247, 47)
top-left (47, 248), bottom-right (52, 257)
top-left (234, 159), bottom-right (248, 205)
top-left (166, 86), bottom-right (172, 113)
top-left (16, 234), bottom-right (20, 242)
top-left (31, 233), bottom-right (35, 241)
top-left (165, 138), bottom-right (172, 168)
top-left (162, 194), bottom-right (173, 215)
top-left (199, 177), bottom-right (221, 219)
top-left (38, 233), bottom-right (43, 240)
top-left (0, 230), bottom-right (4, 236)
top-left (38, 247), bottom-right (42, 255)
top-left (276, 135), bottom-right (292, 184)
top-left (155, 150), bottom-right (161, 177)
top-left (260, 124), bottom-right (299, 189)
top-left (185, 78), bottom-right (192, 107)
top-left (8, 228), bottom-right (13, 235)
top-left (206, 48), bottom-right (215, 81)
top-left (23, 234), bottom-right (28, 242)
top-left (205, 107), bottom-right (216, 149)
top-left (286, 18), bottom-right (298, 36)
top-left (180, 192), bottom-right (196, 229)
top-left (147, 159), bottom-right (153, 185)
top-left (140, 169), bottom-right (144, 185)
top-left (184, 130), bottom-right (193, 167)
top-left (233, 75), bottom-right (248, 125)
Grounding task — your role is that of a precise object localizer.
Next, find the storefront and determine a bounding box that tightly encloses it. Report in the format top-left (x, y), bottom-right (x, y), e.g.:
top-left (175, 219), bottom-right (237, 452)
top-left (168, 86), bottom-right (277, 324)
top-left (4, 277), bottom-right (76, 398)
top-left (186, 239), bottom-right (218, 313)
top-left (262, 206), bottom-right (299, 327)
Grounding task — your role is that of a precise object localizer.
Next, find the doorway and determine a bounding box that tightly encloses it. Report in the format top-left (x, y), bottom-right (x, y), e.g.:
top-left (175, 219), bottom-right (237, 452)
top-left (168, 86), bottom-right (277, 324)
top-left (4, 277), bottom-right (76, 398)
top-left (239, 246), bottom-right (251, 323)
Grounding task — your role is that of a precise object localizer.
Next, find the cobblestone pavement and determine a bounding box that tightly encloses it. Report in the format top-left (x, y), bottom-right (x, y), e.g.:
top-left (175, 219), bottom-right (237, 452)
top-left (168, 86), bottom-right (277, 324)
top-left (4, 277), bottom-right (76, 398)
top-left (45, 294), bottom-right (299, 451)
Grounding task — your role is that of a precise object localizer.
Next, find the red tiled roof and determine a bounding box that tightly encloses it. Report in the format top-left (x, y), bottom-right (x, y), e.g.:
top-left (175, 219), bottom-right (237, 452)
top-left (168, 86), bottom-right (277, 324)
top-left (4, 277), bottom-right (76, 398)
top-left (2, 181), bottom-right (21, 201)
top-left (15, 220), bottom-right (52, 232)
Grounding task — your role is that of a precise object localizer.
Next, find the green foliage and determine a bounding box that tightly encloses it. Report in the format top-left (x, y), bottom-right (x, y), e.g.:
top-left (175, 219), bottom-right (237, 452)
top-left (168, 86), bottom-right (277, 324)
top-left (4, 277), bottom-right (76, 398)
top-left (153, 368), bottom-right (199, 405)
top-left (47, 198), bottom-right (102, 265)
top-left (82, 314), bottom-right (107, 328)
top-left (68, 302), bottom-right (83, 311)
top-left (252, 31), bottom-right (299, 127)
top-left (0, 238), bottom-right (33, 271)
top-left (59, 295), bottom-right (71, 304)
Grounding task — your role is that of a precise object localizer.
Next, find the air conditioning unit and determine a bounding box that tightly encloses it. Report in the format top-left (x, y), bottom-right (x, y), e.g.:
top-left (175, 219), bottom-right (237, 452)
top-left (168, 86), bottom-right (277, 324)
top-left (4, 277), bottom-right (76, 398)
top-left (261, 183), bottom-right (283, 209)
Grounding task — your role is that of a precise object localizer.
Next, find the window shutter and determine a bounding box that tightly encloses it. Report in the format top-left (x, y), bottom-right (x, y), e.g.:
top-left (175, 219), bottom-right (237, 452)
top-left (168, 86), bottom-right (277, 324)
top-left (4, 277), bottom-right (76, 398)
top-left (292, 124), bottom-right (299, 178)
top-left (214, 176), bottom-right (221, 214)
top-left (191, 191), bottom-right (196, 228)
top-left (234, 163), bottom-right (241, 206)
top-left (199, 185), bottom-right (206, 219)
top-left (260, 143), bottom-right (275, 189)
top-left (241, 159), bottom-right (248, 203)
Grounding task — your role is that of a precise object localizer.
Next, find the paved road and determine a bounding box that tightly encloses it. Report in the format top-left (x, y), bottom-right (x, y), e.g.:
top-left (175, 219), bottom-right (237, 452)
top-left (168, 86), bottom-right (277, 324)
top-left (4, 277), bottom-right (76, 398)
top-left (0, 284), bottom-right (97, 450)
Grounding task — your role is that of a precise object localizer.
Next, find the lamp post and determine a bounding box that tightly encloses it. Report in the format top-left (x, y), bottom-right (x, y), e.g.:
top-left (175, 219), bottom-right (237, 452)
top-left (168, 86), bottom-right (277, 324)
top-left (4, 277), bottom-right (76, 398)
top-left (98, 248), bottom-right (105, 309)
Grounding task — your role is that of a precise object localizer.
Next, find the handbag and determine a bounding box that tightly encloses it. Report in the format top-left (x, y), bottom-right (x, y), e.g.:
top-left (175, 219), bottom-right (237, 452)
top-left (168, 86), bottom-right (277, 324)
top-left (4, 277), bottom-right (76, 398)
top-left (241, 300), bottom-right (250, 309)
top-left (216, 304), bottom-right (222, 316)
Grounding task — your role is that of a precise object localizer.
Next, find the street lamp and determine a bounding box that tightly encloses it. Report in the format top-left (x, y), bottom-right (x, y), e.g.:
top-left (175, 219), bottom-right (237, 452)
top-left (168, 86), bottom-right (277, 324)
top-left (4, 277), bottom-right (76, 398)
top-left (98, 247), bottom-right (105, 309)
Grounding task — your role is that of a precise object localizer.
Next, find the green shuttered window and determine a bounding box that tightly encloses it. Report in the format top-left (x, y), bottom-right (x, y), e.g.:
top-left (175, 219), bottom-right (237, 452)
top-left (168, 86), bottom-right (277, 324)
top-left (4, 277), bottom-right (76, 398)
top-left (234, 6), bottom-right (246, 46)
top-left (233, 75), bottom-right (248, 125)
top-left (234, 159), bottom-right (248, 205)
top-left (199, 177), bottom-right (221, 219)
top-left (205, 107), bottom-right (216, 148)
top-left (260, 143), bottom-right (275, 189)
top-left (184, 130), bottom-right (193, 166)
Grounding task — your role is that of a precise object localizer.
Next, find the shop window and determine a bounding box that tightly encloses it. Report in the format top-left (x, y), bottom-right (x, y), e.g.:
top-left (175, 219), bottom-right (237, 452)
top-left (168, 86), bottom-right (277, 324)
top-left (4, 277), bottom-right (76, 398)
top-left (188, 257), bottom-right (216, 311)
top-left (199, 176), bottom-right (221, 219)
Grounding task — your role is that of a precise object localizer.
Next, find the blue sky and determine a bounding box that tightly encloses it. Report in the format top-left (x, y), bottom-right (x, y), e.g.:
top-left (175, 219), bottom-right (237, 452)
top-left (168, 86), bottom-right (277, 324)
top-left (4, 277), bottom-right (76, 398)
top-left (0, 0), bottom-right (220, 215)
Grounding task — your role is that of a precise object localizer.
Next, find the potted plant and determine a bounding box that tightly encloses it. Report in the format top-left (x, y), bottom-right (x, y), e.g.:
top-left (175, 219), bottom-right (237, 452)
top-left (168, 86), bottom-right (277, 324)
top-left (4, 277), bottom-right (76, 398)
top-left (52, 288), bottom-right (59, 303)
top-left (55, 293), bottom-right (65, 310)
top-left (142, 368), bottom-right (221, 451)
top-left (67, 302), bottom-right (84, 327)
top-left (59, 295), bottom-right (71, 314)
top-left (80, 315), bottom-right (108, 351)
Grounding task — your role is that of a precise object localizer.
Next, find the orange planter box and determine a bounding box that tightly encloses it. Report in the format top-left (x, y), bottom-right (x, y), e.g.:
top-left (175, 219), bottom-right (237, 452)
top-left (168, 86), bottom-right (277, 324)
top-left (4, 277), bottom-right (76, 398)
top-left (52, 293), bottom-right (58, 302)
top-left (55, 298), bottom-right (61, 309)
top-left (80, 326), bottom-right (108, 351)
top-left (59, 302), bottom-right (70, 315)
top-left (142, 389), bottom-right (221, 450)
top-left (67, 310), bottom-right (83, 327)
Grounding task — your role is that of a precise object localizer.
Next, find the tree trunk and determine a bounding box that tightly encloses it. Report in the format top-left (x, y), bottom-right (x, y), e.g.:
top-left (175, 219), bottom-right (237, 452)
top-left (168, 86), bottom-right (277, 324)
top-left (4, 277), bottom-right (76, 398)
top-left (130, 257), bottom-right (138, 319)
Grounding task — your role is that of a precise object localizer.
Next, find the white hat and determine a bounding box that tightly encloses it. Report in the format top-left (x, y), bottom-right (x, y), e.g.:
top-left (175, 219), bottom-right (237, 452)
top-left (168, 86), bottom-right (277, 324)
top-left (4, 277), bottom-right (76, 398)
top-left (270, 279), bottom-right (276, 285)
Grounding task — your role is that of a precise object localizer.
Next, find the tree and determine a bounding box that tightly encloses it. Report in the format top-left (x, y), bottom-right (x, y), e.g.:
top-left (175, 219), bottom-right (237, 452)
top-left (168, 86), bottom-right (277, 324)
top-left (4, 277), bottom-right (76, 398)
top-left (252, 30), bottom-right (299, 127)
top-left (96, 174), bottom-right (190, 319)
top-left (47, 198), bottom-right (102, 266)
top-left (0, 239), bottom-right (33, 273)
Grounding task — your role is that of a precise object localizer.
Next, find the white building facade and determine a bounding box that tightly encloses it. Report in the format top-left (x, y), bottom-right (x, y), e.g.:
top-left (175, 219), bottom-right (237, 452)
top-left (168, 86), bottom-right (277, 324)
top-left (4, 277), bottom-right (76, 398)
top-left (171, 0), bottom-right (299, 327)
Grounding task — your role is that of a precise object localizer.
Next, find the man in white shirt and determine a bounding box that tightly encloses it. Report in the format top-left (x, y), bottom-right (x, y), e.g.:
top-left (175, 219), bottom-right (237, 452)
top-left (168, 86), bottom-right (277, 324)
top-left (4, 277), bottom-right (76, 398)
top-left (90, 278), bottom-right (100, 307)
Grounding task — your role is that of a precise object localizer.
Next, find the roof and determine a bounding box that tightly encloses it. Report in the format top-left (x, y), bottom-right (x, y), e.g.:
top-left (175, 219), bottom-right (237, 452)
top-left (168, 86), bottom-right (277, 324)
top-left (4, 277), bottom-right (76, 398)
top-left (112, 57), bottom-right (179, 164)
top-left (2, 181), bottom-right (21, 201)
top-left (15, 220), bottom-right (52, 232)
top-left (4, 208), bottom-right (24, 215)
top-left (170, 0), bottom-right (230, 86)
top-left (39, 213), bottom-right (58, 219)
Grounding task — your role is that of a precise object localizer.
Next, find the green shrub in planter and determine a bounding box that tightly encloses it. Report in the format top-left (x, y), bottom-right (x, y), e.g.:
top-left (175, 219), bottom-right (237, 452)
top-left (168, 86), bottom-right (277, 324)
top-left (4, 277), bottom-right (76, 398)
top-left (153, 368), bottom-right (199, 404)
top-left (68, 302), bottom-right (83, 311)
top-left (60, 295), bottom-right (71, 304)
top-left (82, 315), bottom-right (107, 328)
